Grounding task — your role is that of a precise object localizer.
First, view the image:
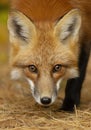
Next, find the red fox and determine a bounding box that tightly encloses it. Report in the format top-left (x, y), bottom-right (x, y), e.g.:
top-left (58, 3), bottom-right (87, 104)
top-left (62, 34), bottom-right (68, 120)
top-left (8, 0), bottom-right (91, 111)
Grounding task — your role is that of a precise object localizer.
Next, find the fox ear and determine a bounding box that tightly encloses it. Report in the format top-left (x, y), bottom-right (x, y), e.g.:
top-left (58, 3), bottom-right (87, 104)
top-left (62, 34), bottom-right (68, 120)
top-left (8, 11), bottom-right (36, 43)
top-left (54, 9), bottom-right (81, 42)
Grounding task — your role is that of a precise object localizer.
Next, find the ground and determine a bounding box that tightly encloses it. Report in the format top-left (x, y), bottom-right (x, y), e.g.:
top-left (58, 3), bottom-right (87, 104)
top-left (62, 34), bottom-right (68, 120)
top-left (0, 13), bottom-right (91, 130)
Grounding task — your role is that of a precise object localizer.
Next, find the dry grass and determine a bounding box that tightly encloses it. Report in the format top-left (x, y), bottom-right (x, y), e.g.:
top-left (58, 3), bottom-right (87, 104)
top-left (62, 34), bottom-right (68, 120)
top-left (0, 100), bottom-right (91, 130)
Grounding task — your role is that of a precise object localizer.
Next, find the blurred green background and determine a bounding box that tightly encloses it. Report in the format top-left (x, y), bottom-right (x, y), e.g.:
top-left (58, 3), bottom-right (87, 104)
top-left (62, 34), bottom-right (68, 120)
top-left (0, 0), bottom-right (9, 64)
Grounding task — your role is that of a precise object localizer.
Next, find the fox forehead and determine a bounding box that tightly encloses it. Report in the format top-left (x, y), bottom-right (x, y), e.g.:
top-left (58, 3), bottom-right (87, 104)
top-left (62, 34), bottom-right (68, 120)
top-left (32, 27), bottom-right (77, 64)
top-left (13, 25), bottom-right (78, 68)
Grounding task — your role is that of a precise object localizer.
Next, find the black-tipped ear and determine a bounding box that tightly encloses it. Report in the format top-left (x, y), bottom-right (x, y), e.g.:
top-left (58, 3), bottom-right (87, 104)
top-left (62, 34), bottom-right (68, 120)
top-left (54, 9), bottom-right (81, 42)
top-left (11, 18), bottom-right (27, 41)
top-left (8, 11), bottom-right (36, 43)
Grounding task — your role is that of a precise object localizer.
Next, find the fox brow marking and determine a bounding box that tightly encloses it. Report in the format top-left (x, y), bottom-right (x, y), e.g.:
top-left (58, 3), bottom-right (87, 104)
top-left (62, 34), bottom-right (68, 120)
top-left (13, 63), bottom-right (29, 68)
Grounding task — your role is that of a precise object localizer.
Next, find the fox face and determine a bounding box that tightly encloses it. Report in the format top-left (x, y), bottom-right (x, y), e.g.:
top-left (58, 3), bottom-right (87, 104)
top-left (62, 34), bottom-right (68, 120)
top-left (8, 9), bottom-right (81, 106)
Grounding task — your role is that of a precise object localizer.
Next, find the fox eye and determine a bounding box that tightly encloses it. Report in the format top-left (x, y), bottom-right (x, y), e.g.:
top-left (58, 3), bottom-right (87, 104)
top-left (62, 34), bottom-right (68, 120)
top-left (53, 64), bottom-right (62, 73)
top-left (28, 65), bottom-right (38, 73)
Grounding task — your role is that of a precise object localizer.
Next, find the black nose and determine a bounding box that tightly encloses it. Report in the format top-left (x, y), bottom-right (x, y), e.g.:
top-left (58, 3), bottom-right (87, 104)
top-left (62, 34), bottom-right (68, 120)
top-left (41, 97), bottom-right (51, 105)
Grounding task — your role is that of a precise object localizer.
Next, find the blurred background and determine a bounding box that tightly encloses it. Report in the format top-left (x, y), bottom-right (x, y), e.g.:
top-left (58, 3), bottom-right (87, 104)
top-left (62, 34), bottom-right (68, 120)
top-left (0, 0), bottom-right (9, 65)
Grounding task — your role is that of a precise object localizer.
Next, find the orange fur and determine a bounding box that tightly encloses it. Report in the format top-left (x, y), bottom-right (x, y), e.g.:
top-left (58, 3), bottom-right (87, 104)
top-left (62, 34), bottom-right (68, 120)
top-left (71, 0), bottom-right (91, 38)
top-left (10, 0), bottom-right (91, 32)
top-left (10, 0), bottom-right (73, 22)
top-left (10, 0), bottom-right (91, 40)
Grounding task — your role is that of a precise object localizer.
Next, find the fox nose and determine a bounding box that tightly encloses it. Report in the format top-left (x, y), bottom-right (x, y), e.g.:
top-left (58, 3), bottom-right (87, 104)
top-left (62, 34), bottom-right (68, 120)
top-left (41, 97), bottom-right (51, 105)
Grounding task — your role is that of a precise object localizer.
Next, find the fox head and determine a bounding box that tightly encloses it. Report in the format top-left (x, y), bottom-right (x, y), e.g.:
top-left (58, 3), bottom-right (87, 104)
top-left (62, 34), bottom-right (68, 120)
top-left (8, 9), bottom-right (81, 106)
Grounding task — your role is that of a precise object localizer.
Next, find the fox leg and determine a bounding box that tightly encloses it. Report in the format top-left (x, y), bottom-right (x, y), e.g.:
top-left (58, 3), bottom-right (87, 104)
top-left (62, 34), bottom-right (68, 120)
top-left (61, 44), bottom-right (91, 111)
